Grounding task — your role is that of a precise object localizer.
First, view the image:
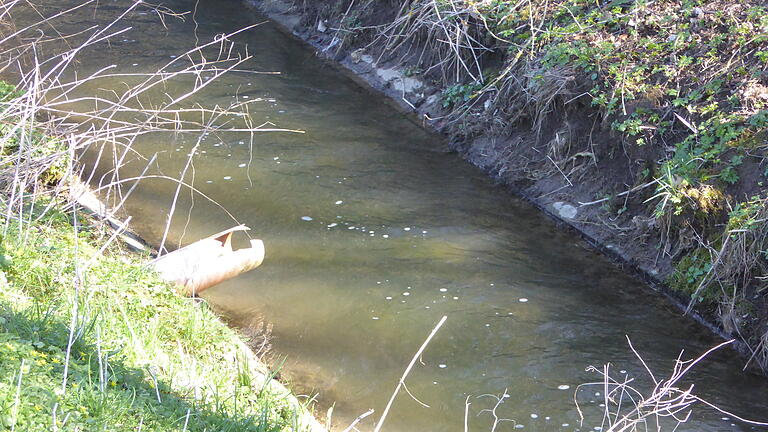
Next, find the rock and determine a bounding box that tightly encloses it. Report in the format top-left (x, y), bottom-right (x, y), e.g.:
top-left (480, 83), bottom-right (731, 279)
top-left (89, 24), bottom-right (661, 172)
top-left (350, 48), bottom-right (364, 64)
top-left (552, 202), bottom-right (578, 219)
top-left (375, 68), bottom-right (423, 93)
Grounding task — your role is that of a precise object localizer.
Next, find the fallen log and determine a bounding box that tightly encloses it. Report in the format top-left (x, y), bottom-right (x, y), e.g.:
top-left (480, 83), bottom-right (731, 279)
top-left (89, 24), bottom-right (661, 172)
top-left (151, 225), bottom-right (265, 296)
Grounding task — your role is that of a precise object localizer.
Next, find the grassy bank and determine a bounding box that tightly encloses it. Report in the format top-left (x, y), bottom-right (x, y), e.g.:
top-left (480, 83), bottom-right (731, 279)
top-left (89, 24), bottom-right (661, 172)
top-left (268, 0), bottom-right (768, 371)
top-left (0, 200), bottom-right (314, 431)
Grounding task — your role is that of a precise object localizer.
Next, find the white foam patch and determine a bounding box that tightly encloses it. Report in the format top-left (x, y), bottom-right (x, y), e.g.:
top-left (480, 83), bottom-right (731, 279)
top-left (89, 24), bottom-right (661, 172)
top-left (335, 200), bottom-right (343, 205)
top-left (558, 385), bottom-right (570, 390)
top-left (519, 298), bottom-right (529, 303)
top-left (238, 163), bottom-right (247, 168)
top-left (301, 216), bottom-right (313, 221)
top-left (223, 176), bottom-right (232, 180)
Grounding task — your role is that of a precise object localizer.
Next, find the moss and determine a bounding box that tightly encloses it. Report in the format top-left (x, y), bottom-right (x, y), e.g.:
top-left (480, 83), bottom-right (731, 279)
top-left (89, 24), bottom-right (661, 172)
top-left (668, 248), bottom-right (720, 305)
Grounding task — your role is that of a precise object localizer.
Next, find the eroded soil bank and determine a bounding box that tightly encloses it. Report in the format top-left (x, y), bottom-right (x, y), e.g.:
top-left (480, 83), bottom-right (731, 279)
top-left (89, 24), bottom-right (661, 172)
top-left (246, 0), bottom-right (768, 372)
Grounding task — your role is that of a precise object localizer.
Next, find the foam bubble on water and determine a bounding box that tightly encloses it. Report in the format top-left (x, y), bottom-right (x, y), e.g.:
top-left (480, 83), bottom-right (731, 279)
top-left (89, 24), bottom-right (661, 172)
top-left (243, 95), bottom-right (249, 99)
top-left (382, 235), bottom-right (389, 238)
top-left (452, 296), bottom-right (459, 300)
top-left (132, 63), bottom-right (138, 66)
top-left (439, 288), bottom-right (448, 292)
top-left (422, 230), bottom-right (428, 234)
top-left (238, 163), bottom-right (247, 168)
top-left (485, 323), bottom-right (490, 327)
top-left (385, 296), bottom-right (392, 300)
top-left (514, 425), bottom-right (524, 429)
top-left (438, 364), bottom-right (447, 369)
top-left (370, 233), bottom-right (374, 236)
top-left (545, 417), bottom-right (550, 421)
top-left (377, 281), bottom-right (381, 284)
top-left (595, 392), bottom-right (601, 396)
top-left (335, 200), bottom-right (343, 205)
top-left (558, 385), bottom-right (570, 390)
top-left (301, 216), bottom-right (313, 221)
top-left (433, 381), bottom-right (438, 385)
top-left (425, 306), bottom-right (430, 309)
top-left (620, 370), bottom-right (627, 374)
top-left (327, 223), bottom-right (338, 228)
top-left (519, 298), bottom-right (529, 303)
top-left (223, 176), bottom-right (232, 180)
top-left (214, 143), bottom-right (221, 147)
top-left (273, 157), bottom-right (279, 160)
top-left (402, 292), bottom-right (410, 296)
top-left (206, 180), bottom-right (213, 184)
top-left (348, 226), bottom-right (356, 230)
top-left (372, 317), bottom-right (379, 320)
top-left (530, 414), bottom-right (538, 419)
top-left (404, 227), bottom-right (411, 231)
top-left (562, 424), bottom-right (569, 428)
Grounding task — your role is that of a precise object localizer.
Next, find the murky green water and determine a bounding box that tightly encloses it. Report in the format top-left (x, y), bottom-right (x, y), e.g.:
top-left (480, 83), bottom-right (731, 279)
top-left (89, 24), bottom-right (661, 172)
top-left (18, 1), bottom-right (768, 430)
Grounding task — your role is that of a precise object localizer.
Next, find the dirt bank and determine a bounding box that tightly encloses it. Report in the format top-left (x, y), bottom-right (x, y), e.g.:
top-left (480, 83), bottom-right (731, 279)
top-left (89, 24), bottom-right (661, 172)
top-left (244, 0), bottom-right (768, 373)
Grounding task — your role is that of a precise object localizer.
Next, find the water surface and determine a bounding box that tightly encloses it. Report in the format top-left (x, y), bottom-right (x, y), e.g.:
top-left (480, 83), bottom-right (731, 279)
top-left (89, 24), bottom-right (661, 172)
top-left (21, 1), bottom-right (768, 430)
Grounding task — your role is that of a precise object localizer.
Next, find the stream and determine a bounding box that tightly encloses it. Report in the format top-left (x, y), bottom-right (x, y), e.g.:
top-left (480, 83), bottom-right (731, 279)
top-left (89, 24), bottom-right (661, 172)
top-left (17, 0), bottom-right (768, 430)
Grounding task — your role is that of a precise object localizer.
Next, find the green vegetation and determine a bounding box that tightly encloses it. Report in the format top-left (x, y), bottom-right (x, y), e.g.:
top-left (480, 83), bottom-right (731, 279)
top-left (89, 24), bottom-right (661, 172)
top-left (0, 203), bottom-right (309, 431)
top-left (290, 0), bottom-right (768, 371)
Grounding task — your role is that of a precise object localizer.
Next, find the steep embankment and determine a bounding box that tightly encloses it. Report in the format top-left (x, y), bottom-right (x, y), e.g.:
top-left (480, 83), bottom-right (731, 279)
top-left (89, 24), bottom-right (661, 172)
top-left (248, 0), bottom-right (768, 372)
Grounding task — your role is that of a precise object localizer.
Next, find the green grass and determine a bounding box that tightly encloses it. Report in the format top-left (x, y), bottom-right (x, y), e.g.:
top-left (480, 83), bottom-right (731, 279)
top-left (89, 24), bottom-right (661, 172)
top-left (0, 203), bottom-right (310, 431)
